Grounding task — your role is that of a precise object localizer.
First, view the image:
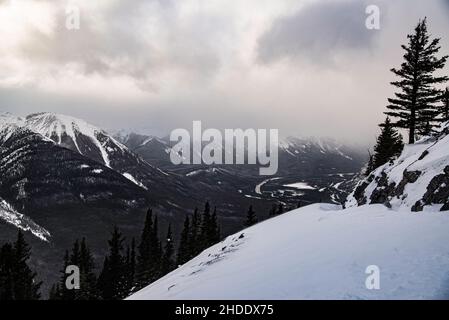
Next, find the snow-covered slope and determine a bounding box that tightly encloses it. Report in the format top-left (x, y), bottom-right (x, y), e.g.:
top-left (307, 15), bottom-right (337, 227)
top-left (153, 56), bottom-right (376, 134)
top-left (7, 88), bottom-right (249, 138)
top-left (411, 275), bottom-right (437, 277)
top-left (24, 112), bottom-right (176, 190)
top-left (25, 113), bottom-right (126, 169)
top-left (347, 122), bottom-right (449, 211)
top-left (0, 198), bottom-right (51, 242)
top-left (0, 112), bottom-right (25, 142)
top-left (129, 203), bottom-right (449, 300)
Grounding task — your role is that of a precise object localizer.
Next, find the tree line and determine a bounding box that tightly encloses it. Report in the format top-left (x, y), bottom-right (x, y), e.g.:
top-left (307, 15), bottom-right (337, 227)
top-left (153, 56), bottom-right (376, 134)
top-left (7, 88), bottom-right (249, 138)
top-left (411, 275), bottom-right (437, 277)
top-left (366, 18), bottom-right (448, 174)
top-left (48, 201), bottom-right (221, 300)
top-left (0, 200), bottom-right (290, 300)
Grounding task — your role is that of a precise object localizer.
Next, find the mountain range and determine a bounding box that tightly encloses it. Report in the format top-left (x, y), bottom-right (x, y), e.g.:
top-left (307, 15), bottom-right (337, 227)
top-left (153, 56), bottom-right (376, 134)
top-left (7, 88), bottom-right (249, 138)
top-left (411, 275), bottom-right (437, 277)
top-left (0, 111), bottom-right (366, 294)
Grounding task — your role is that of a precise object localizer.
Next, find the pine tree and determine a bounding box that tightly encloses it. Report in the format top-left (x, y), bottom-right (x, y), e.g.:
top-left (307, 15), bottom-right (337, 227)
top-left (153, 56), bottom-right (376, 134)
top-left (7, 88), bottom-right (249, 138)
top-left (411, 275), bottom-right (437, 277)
top-left (371, 117), bottom-right (404, 170)
top-left (136, 208), bottom-right (154, 287)
top-left (98, 226), bottom-right (127, 300)
top-left (151, 215), bottom-right (163, 280)
top-left (136, 208), bottom-right (162, 289)
top-left (53, 250), bottom-right (70, 300)
top-left (50, 238), bottom-right (98, 300)
top-left (385, 18), bottom-right (448, 143)
top-left (0, 243), bottom-right (14, 300)
top-left (364, 150), bottom-right (375, 176)
top-left (268, 204), bottom-right (277, 217)
top-left (188, 208), bottom-right (201, 257)
top-left (77, 238), bottom-right (98, 300)
top-left (200, 201), bottom-right (211, 250)
top-left (176, 215), bottom-right (190, 266)
top-left (244, 205), bottom-right (258, 227)
top-left (124, 238), bottom-right (136, 294)
top-left (276, 203), bottom-right (284, 215)
top-left (209, 207), bottom-right (220, 244)
top-left (160, 225), bottom-right (174, 276)
top-left (12, 231), bottom-right (41, 300)
top-left (439, 87), bottom-right (449, 122)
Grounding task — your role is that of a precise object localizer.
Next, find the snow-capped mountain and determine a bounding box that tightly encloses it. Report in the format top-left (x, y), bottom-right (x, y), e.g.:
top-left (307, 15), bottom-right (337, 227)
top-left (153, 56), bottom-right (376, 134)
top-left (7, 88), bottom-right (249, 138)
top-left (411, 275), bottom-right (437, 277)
top-left (0, 111), bottom-right (200, 294)
top-left (24, 113), bottom-right (172, 191)
top-left (347, 122), bottom-right (449, 211)
top-left (25, 113), bottom-right (125, 169)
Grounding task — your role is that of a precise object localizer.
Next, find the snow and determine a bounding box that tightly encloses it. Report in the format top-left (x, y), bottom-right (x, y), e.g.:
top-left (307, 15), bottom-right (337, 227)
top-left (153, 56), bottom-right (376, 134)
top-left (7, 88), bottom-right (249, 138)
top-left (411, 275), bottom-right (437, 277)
top-left (346, 122), bottom-right (449, 209)
top-left (123, 173), bottom-right (148, 190)
top-left (0, 112), bottom-right (25, 142)
top-left (255, 177), bottom-right (281, 195)
top-left (0, 198), bottom-right (51, 242)
top-left (129, 203), bottom-right (449, 300)
top-left (24, 113), bottom-right (127, 168)
top-left (284, 182), bottom-right (316, 190)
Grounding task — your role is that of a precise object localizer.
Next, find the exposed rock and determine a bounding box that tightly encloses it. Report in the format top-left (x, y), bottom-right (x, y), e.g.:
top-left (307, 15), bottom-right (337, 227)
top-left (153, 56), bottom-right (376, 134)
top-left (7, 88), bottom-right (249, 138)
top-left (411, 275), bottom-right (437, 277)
top-left (395, 170), bottom-right (422, 197)
top-left (370, 172), bottom-right (396, 205)
top-left (352, 174), bottom-right (374, 206)
top-left (420, 166), bottom-right (449, 210)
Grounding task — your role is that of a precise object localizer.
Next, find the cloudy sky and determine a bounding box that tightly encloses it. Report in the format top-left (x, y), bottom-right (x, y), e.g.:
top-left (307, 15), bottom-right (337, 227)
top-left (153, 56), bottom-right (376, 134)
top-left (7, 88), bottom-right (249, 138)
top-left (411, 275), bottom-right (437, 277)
top-left (1, 0), bottom-right (449, 144)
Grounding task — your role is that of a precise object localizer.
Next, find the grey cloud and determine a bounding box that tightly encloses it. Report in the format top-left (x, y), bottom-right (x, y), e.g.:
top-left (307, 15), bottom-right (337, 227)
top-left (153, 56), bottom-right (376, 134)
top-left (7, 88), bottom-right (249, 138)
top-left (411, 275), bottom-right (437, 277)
top-left (18, 0), bottom-right (222, 89)
top-left (257, 0), bottom-right (382, 65)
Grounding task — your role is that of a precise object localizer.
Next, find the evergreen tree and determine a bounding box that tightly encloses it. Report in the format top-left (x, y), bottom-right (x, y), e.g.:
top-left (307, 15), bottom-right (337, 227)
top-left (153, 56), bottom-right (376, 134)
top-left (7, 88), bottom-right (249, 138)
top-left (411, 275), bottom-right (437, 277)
top-left (244, 205), bottom-right (258, 227)
top-left (364, 150), bottom-right (375, 176)
top-left (124, 238), bottom-right (136, 294)
top-left (98, 227), bottom-right (127, 300)
top-left (160, 225), bottom-right (174, 276)
top-left (200, 201), bottom-right (211, 250)
top-left (12, 231), bottom-right (41, 300)
top-left (439, 87), bottom-right (449, 122)
top-left (50, 239), bottom-right (98, 300)
top-left (276, 203), bottom-right (284, 215)
top-left (209, 207), bottom-right (220, 244)
top-left (176, 215), bottom-right (190, 266)
top-left (188, 208), bottom-right (201, 257)
top-left (0, 243), bottom-right (14, 300)
top-left (77, 238), bottom-right (98, 300)
top-left (369, 117), bottom-right (405, 171)
top-left (53, 250), bottom-right (70, 300)
top-left (0, 232), bottom-right (41, 300)
top-left (136, 208), bottom-right (162, 289)
top-left (268, 204), bottom-right (277, 217)
top-left (136, 208), bottom-right (154, 287)
top-left (385, 18), bottom-right (448, 143)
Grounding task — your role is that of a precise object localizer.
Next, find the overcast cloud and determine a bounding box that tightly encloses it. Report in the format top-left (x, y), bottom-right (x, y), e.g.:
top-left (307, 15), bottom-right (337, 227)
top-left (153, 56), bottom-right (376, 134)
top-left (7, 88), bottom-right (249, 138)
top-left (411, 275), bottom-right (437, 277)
top-left (0, 0), bottom-right (448, 144)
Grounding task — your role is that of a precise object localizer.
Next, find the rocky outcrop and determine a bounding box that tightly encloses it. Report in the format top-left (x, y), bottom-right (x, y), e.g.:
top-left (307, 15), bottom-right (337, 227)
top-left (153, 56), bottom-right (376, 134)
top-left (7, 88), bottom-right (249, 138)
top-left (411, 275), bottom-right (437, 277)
top-left (346, 122), bottom-right (449, 211)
